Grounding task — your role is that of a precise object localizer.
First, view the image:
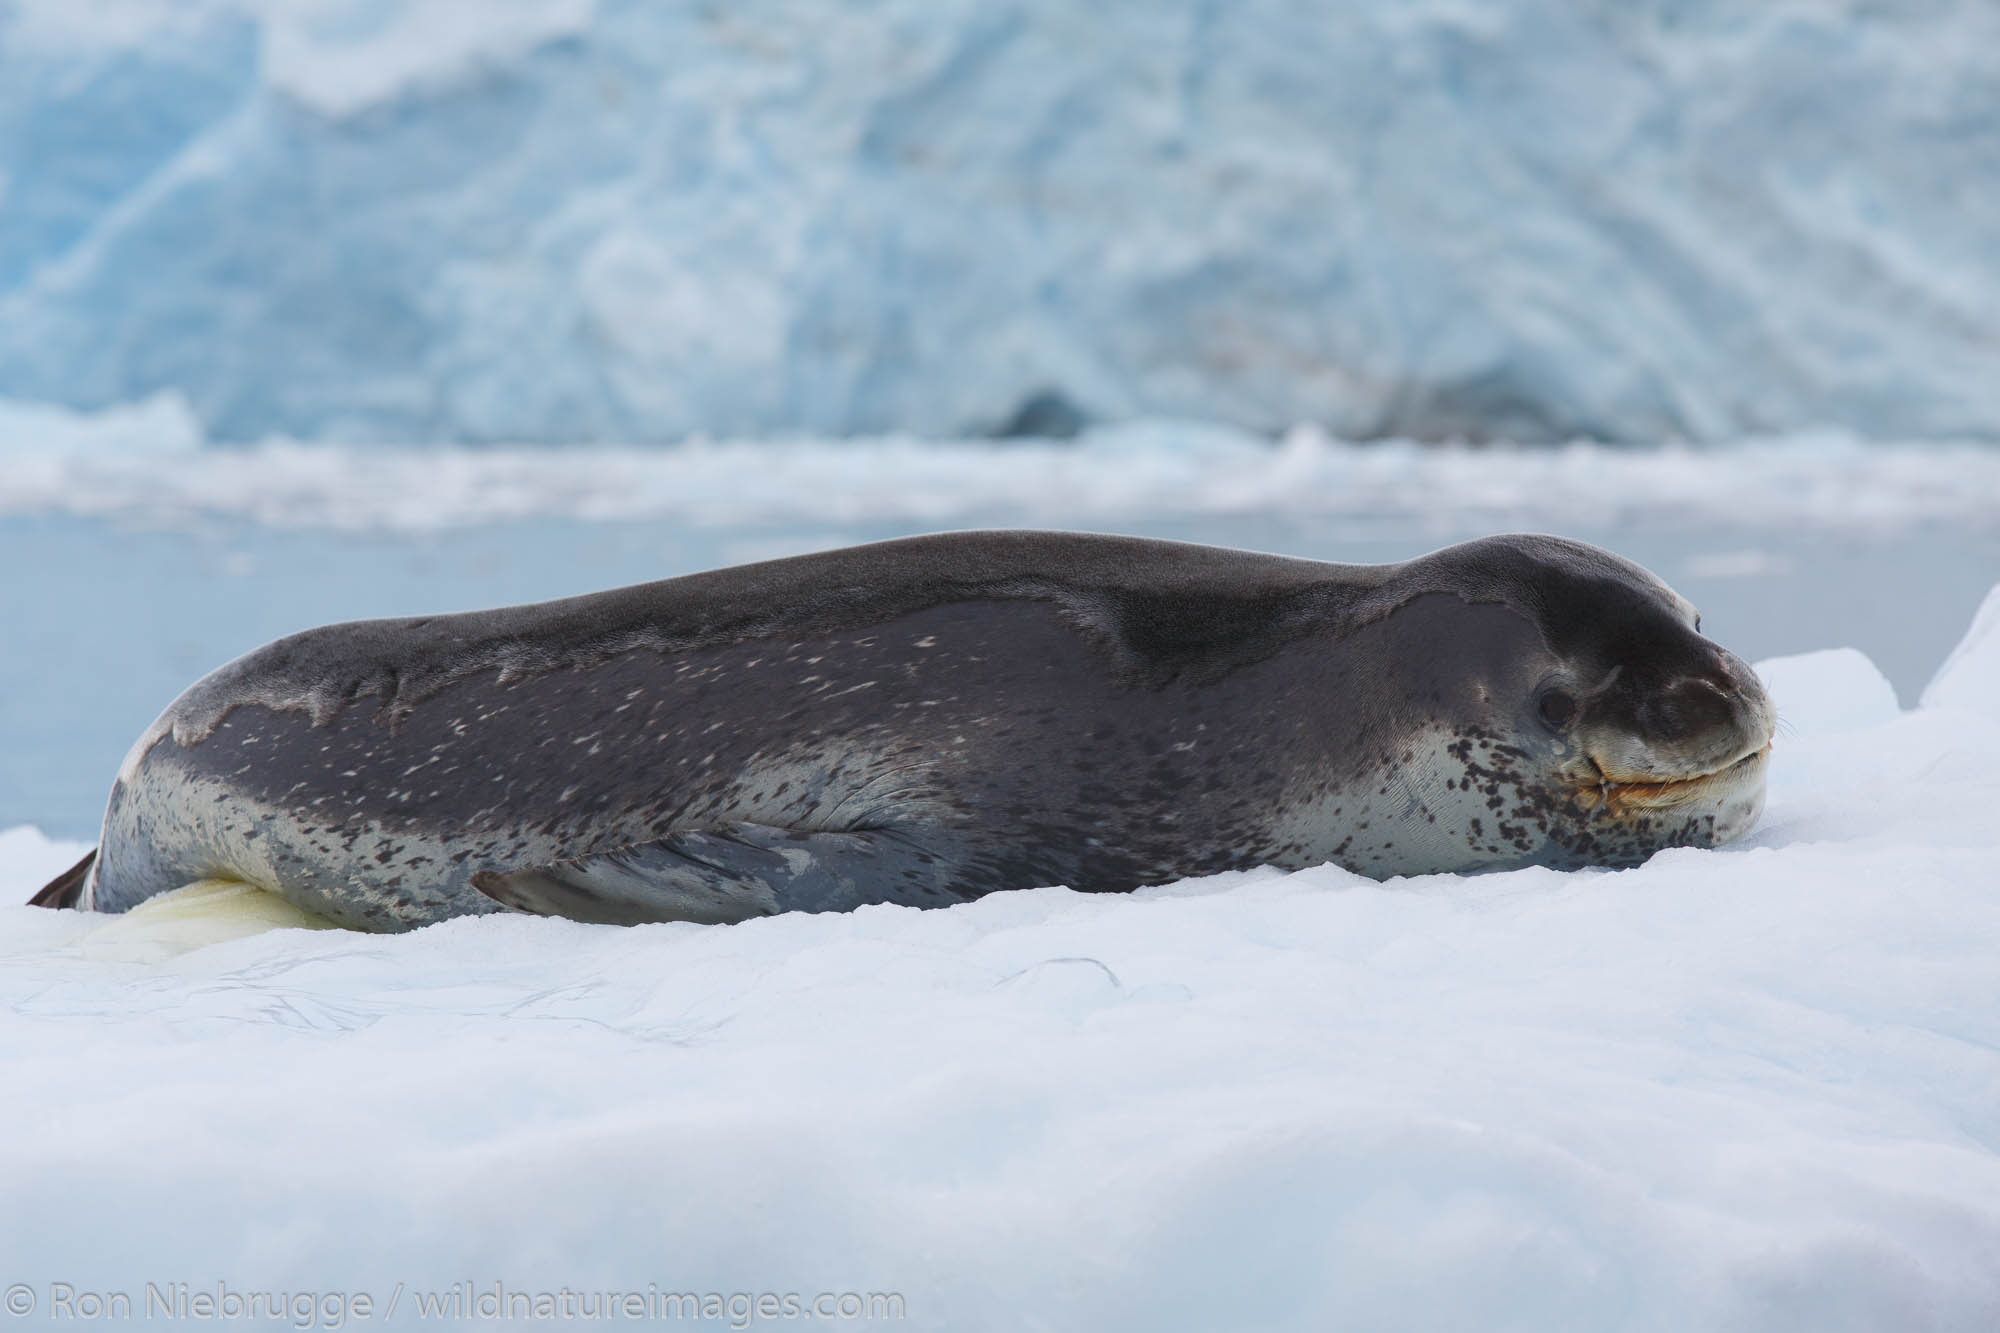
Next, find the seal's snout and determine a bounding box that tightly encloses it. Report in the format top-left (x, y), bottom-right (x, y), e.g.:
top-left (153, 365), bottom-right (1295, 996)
top-left (1584, 644), bottom-right (1775, 788)
top-left (1638, 665), bottom-right (1771, 764)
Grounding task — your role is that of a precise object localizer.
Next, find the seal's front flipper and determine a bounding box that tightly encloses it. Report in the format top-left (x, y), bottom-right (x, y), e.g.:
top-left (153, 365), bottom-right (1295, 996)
top-left (470, 823), bottom-right (970, 926)
top-left (30, 849), bottom-right (95, 908)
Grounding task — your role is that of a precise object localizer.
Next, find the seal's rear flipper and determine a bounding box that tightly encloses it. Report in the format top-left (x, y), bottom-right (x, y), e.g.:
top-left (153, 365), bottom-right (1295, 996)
top-left (471, 823), bottom-right (971, 926)
top-left (30, 849), bottom-right (95, 909)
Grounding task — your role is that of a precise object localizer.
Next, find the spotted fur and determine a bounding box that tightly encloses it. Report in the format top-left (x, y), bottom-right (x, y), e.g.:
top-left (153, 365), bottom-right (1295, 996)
top-left (39, 531), bottom-right (1775, 930)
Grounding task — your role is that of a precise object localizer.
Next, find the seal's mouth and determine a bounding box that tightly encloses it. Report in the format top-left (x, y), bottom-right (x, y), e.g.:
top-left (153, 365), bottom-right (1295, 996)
top-left (1572, 741), bottom-right (1772, 813)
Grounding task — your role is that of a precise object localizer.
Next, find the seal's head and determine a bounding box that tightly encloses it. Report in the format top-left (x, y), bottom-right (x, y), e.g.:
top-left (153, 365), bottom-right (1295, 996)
top-left (1330, 534), bottom-right (1776, 876)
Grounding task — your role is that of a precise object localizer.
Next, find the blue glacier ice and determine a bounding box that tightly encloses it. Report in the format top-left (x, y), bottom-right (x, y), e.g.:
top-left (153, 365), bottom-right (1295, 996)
top-left (1, 0), bottom-right (1996, 444)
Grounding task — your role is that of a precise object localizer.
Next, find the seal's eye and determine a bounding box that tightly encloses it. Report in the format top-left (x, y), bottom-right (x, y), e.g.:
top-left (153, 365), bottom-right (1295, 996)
top-left (1537, 688), bottom-right (1577, 730)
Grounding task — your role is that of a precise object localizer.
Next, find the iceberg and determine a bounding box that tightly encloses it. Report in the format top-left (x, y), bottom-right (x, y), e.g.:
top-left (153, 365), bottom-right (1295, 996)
top-left (1, 0), bottom-right (1997, 444)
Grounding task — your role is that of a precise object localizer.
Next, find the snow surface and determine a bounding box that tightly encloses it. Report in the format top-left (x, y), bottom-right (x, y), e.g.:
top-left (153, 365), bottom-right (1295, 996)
top-left (3, 592), bottom-right (1997, 1331)
top-left (3, 0), bottom-right (1999, 443)
top-left (1924, 584), bottom-right (2000, 721)
top-left (5, 394), bottom-right (2000, 535)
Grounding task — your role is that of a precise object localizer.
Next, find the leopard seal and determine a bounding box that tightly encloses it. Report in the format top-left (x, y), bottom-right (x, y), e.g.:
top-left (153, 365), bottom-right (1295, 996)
top-left (31, 530), bottom-right (1775, 931)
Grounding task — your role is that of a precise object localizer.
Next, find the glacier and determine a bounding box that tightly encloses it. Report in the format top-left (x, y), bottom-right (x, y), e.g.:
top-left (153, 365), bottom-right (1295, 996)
top-left (2, 588), bottom-right (1997, 1331)
top-left (2, 0), bottom-right (1998, 445)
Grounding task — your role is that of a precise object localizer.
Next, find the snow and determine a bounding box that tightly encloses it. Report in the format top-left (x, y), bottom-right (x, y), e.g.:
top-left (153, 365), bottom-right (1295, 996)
top-left (1923, 584), bottom-right (2000, 721)
top-left (3, 0), bottom-right (1999, 443)
top-left (3, 592), bottom-right (1997, 1330)
top-left (1754, 649), bottom-right (1901, 737)
top-left (4, 399), bottom-right (2000, 535)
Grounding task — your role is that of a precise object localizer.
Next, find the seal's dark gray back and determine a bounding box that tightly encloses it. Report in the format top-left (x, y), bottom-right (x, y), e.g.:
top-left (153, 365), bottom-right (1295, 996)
top-left (162, 530), bottom-right (1391, 745)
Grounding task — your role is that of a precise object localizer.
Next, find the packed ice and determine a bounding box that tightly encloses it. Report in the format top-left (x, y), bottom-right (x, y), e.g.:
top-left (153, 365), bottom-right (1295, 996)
top-left (4, 394), bottom-right (2000, 535)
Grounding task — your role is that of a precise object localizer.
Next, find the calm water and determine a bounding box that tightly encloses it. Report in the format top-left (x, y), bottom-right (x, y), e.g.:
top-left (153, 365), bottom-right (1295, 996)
top-left (4, 510), bottom-right (1994, 839)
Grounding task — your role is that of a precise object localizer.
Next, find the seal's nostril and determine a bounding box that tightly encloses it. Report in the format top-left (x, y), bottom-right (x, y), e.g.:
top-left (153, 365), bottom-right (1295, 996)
top-left (1640, 676), bottom-right (1739, 744)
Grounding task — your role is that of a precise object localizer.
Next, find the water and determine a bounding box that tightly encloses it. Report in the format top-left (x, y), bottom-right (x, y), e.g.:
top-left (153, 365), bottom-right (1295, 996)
top-left (3, 510), bottom-right (1994, 840)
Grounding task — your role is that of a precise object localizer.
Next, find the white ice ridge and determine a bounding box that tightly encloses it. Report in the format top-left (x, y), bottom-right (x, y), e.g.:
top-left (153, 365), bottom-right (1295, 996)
top-left (2, 401), bottom-right (1999, 533)
top-left (2, 1), bottom-right (1999, 444)
top-left (1, 589), bottom-right (1997, 1327)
